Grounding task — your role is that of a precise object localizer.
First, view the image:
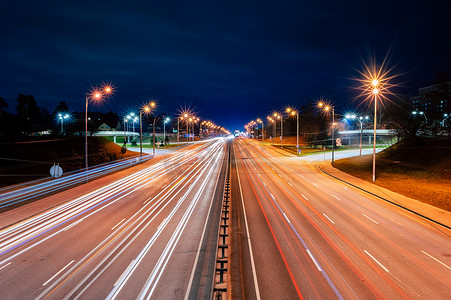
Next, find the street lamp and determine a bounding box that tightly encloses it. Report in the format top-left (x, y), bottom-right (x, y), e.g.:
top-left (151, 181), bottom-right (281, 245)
top-left (412, 111), bottom-right (428, 124)
top-left (85, 84), bottom-right (113, 183)
top-left (267, 116), bottom-right (275, 145)
top-left (318, 102), bottom-right (336, 163)
top-left (58, 113), bottom-right (70, 135)
top-left (139, 104), bottom-right (152, 162)
top-left (147, 102), bottom-right (157, 155)
top-left (286, 108), bottom-right (299, 154)
top-left (442, 113), bottom-right (450, 127)
top-left (184, 113), bottom-right (189, 143)
top-left (164, 117), bottom-right (170, 144)
top-left (273, 112), bottom-right (283, 148)
top-left (371, 80), bottom-right (380, 182)
top-left (257, 118), bottom-right (264, 142)
top-left (345, 114), bottom-right (369, 156)
top-left (123, 118), bottom-right (128, 148)
top-left (356, 58), bottom-right (395, 182)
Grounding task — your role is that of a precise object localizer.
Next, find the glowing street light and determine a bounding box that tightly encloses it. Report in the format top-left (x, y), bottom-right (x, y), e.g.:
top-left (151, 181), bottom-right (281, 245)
top-left (442, 113), bottom-right (450, 127)
top-left (356, 58), bottom-right (396, 182)
top-left (85, 83), bottom-right (113, 182)
top-left (286, 107), bottom-right (300, 154)
top-left (412, 110), bottom-right (428, 124)
top-left (345, 114), bottom-right (369, 156)
top-left (139, 103), bottom-right (154, 161)
top-left (267, 116), bottom-right (276, 145)
top-left (257, 118), bottom-right (264, 142)
top-left (317, 101), bottom-right (336, 162)
top-left (273, 112), bottom-right (283, 148)
top-left (58, 113), bottom-right (70, 135)
top-left (148, 102), bottom-right (158, 155)
top-left (163, 117), bottom-right (170, 143)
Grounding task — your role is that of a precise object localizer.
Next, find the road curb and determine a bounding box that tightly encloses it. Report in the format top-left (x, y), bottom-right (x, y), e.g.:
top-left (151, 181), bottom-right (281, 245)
top-left (317, 162), bottom-right (451, 231)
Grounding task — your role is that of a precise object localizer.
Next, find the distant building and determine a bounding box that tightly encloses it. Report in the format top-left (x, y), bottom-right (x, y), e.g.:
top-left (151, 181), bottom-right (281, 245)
top-left (411, 81), bottom-right (450, 125)
top-left (98, 122), bottom-right (113, 131)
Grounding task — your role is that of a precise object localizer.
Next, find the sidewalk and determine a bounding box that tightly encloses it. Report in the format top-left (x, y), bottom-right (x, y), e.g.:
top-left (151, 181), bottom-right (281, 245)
top-left (318, 161), bottom-right (451, 229)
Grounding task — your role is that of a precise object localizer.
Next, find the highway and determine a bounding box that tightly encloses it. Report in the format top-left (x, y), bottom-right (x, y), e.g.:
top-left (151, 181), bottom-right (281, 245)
top-left (0, 138), bottom-right (228, 299)
top-left (0, 137), bottom-right (450, 299)
top-left (231, 138), bottom-right (451, 299)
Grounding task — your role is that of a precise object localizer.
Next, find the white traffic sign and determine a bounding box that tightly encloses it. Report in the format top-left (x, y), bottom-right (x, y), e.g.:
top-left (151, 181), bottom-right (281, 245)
top-left (50, 164), bottom-right (63, 178)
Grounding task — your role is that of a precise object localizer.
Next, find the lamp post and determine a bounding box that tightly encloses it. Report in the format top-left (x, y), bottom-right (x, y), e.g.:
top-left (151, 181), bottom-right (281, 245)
top-left (147, 102), bottom-right (157, 155)
top-left (257, 118), bottom-right (264, 142)
top-left (193, 117), bottom-right (199, 143)
top-left (163, 117), bottom-right (170, 144)
top-left (273, 113), bottom-right (283, 148)
top-left (139, 105), bottom-right (151, 162)
top-left (345, 114), bottom-right (369, 156)
top-left (267, 116), bottom-right (275, 145)
top-left (188, 117), bottom-right (193, 143)
top-left (85, 84), bottom-right (112, 183)
top-left (183, 113), bottom-right (189, 143)
top-left (371, 80), bottom-right (379, 182)
top-left (177, 117), bottom-right (181, 145)
top-left (58, 113), bottom-right (70, 135)
top-left (286, 108), bottom-right (299, 154)
top-left (412, 111), bottom-right (428, 124)
top-left (123, 118), bottom-right (127, 148)
top-left (442, 113), bottom-right (450, 127)
top-left (318, 102), bottom-right (335, 163)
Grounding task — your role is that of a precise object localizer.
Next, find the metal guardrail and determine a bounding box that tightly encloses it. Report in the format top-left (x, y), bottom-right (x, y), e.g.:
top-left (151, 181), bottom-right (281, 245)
top-left (213, 147), bottom-right (231, 299)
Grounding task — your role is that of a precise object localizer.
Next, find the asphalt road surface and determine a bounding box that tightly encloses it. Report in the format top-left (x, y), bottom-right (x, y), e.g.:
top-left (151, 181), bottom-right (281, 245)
top-left (231, 138), bottom-right (450, 299)
top-left (0, 138), bottom-right (228, 299)
top-left (1, 137), bottom-right (450, 299)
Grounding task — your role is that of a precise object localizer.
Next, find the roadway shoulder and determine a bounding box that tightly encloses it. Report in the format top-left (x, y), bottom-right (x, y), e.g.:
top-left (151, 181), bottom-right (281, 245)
top-left (317, 161), bottom-right (451, 229)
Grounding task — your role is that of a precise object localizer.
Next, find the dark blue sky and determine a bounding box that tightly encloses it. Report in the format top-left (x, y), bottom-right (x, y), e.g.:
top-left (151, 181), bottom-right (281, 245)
top-left (1, 0), bottom-right (450, 130)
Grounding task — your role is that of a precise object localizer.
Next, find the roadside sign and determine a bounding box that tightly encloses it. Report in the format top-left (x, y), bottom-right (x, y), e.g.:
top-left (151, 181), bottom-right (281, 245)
top-left (50, 163), bottom-right (63, 178)
top-left (336, 138), bottom-right (342, 147)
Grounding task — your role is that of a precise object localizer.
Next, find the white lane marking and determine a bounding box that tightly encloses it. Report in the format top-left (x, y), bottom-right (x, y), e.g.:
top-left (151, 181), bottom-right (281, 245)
top-left (263, 182), bottom-right (266, 186)
top-left (323, 214), bottom-right (335, 224)
top-left (0, 262), bottom-right (11, 270)
top-left (299, 174), bottom-right (304, 178)
top-left (114, 260), bottom-right (135, 286)
top-left (185, 163), bottom-right (223, 299)
top-left (270, 193), bottom-right (275, 200)
top-left (143, 197), bottom-right (152, 205)
top-left (278, 174), bottom-right (282, 178)
top-left (364, 250), bottom-right (389, 272)
top-left (283, 213), bottom-right (291, 224)
top-left (306, 249), bottom-right (322, 271)
top-left (301, 194), bottom-right (308, 201)
top-left (257, 174), bottom-right (260, 177)
top-left (422, 251), bottom-right (451, 271)
top-left (236, 156), bottom-right (261, 299)
top-left (331, 194), bottom-right (341, 201)
top-left (161, 184), bottom-right (168, 189)
top-left (43, 260), bottom-right (74, 286)
top-left (111, 219), bottom-right (126, 230)
top-left (344, 186), bottom-right (348, 190)
top-left (312, 182), bottom-right (319, 187)
top-left (157, 218), bottom-right (167, 230)
top-left (63, 219), bottom-right (83, 231)
top-left (272, 168), bottom-right (275, 171)
top-left (288, 182), bottom-right (293, 187)
top-left (362, 214), bottom-right (379, 224)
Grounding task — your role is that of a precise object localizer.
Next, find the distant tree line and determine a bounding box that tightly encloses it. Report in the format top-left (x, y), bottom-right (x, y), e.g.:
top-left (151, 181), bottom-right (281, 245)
top-left (0, 94), bottom-right (120, 138)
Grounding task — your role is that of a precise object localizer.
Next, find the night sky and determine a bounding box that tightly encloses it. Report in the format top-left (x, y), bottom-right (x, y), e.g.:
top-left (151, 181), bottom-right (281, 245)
top-left (1, 0), bottom-right (450, 131)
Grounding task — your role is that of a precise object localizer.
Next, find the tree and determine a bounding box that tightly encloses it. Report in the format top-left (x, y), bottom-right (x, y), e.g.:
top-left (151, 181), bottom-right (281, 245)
top-left (386, 99), bottom-right (423, 138)
top-left (0, 97), bottom-right (14, 136)
top-left (53, 101), bottom-right (70, 114)
top-left (16, 94), bottom-right (43, 134)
